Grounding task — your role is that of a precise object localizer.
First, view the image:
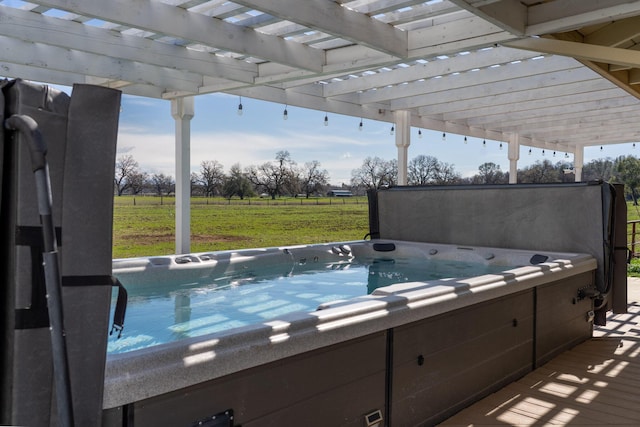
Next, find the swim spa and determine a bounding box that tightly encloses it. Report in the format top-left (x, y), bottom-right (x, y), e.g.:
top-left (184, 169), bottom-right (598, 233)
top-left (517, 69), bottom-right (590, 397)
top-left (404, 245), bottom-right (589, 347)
top-left (109, 240), bottom-right (554, 354)
top-left (103, 239), bottom-right (598, 426)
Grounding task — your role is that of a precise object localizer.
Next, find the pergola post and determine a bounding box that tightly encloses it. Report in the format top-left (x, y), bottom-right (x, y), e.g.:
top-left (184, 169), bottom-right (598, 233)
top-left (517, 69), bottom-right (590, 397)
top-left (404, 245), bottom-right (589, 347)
top-left (508, 133), bottom-right (520, 184)
top-left (171, 96), bottom-right (194, 255)
top-left (574, 146), bottom-right (584, 182)
top-left (395, 110), bottom-right (411, 185)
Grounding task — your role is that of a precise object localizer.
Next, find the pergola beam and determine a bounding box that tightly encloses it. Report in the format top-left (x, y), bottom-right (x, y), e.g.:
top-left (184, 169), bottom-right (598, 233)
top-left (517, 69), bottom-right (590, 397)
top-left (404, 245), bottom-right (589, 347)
top-left (233, 0), bottom-right (408, 58)
top-left (448, 0), bottom-right (527, 35)
top-left (33, 0), bottom-right (325, 72)
top-left (505, 37), bottom-right (640, 70)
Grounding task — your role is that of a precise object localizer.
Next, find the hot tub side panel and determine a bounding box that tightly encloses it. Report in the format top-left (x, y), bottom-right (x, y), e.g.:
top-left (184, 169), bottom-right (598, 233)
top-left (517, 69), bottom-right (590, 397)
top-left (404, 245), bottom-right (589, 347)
top-left (535, 271), bottom-right (595, 367)
top-left (102, 332), bottom-right (387, 427)
top-left (391, 289), bottom-right (535, 426)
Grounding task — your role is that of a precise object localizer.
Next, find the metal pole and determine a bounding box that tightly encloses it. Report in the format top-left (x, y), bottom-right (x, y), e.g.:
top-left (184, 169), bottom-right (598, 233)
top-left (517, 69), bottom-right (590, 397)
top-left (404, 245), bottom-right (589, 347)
top-left (4, 115), bottom-right (75, 427)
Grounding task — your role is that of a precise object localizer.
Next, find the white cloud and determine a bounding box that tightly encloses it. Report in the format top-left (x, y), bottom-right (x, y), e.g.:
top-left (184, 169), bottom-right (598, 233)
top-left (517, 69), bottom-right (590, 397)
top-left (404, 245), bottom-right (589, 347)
top-left (117, 128), bottom-right (381, 185)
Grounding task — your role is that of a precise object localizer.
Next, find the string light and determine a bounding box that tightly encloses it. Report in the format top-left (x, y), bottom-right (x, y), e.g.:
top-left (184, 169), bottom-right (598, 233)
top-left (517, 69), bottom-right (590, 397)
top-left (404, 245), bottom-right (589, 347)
top-left (442, 132), bottom-right (446, 141)
top-left (418, 129), bottom-right (422, 138)
top-left (283, 105), bottom-right (288, 120)
top-left (528, 148), bottom-right (532, 155)
top-left (553, 151), bottom-right (556, 157)
top-left (324, 113), bottom-right (328, 126)
top-left (600, 146), bottom-right (603, 151)
top-left (482, 139), bottom-right (486, 148)
top-left (464, 136), bottom-right (468, 144)
top-left (359, 118), bottom-right (363, 131)
top-left (237, 97), bottom-right (243, 116)
top-left (499, 142), bottom-right (503, 150)
top-left (390, 125), bottom-right (395, 136)
top-left (542, 149), bottom-right (545, 156)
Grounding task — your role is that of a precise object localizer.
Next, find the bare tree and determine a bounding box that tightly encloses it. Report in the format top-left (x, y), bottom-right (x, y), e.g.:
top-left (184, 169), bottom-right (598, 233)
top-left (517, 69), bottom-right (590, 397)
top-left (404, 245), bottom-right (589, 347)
top-left (223, 163), bottom-right (254, 199)
top-left (196, 160), bottom-right (226, 197)
top-left (299, 160), bottom-right (329, 197)
top-left (351, 156), bottom-right (397, 190)
top-left (128, 171), bottom-right (149, 195)
top-left (408, 155), bottom-right (440, 185)
top-left (246, 151), bottom-right (297, 199)
top-left (474, 162), bottom-right (507, 184)
top-left (432, 161), bottom-right (460, 184)
top-left (518, 160), bottom-right (561, 183)
top-left (583, 158), bottom-right (615, 182)
top-left (114, 154), bottom-right (141, 196)
top-left (150, 173), bottom-right (175, 201)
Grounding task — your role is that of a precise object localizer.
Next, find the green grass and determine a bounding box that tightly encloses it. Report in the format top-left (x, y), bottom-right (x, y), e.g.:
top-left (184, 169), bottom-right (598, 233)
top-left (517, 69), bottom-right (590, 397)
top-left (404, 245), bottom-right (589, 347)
top-left (114, 197), bottom-right (640, 279)
top-left (628, 202), bottom-right (640, 277)
top-left (113, 196), bottom-right (370, 258)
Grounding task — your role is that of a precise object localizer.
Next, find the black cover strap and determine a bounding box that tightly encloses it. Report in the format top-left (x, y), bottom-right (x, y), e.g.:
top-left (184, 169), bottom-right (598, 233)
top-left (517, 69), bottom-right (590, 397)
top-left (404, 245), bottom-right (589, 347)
top-left (109, 277), bottom-right (128, 339)
top-left (13, 225), bottom-right (61, 329)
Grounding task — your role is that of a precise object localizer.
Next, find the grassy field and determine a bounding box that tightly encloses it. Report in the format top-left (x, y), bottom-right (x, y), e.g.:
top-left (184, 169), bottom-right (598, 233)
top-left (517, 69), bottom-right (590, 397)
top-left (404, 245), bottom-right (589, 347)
top-left (113, 196), bottom-right (370, 258)
top-left (113, 197), bottom-right (640, 277)
top-left (627, 202), bottom-right (640, 276)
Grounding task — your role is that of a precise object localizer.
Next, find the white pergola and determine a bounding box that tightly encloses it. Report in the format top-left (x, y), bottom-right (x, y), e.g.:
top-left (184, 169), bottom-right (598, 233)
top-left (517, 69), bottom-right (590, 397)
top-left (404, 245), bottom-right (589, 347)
top-left (3, 0), bottom-right (640, 253)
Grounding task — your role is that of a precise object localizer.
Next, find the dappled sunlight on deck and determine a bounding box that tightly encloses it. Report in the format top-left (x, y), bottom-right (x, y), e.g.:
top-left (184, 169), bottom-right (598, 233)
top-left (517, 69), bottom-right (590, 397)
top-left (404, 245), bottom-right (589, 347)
top-left (440, 282), bottom-right (640, 426)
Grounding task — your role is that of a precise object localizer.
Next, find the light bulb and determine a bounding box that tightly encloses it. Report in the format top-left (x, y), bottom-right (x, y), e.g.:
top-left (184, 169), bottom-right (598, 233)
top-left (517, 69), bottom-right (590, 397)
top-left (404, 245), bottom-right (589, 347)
top-left (390, 126), bottom-right (395, 135)
top-left (283, 107), bottom-right (288, 120)
top-left (499, 142), bottom-right (503, 150)
top-left (442, 132), bottom-right (446, 141)
top-left (528, 149), bottom-right (532, 155)
top-left (482, 140), bottom-right (486, 148)
top-left (359, 119), bottom-right (363, 131)
top-left (464, 136), bottom-right (467, 144)
top-left (324, 114), bottom-right (328, 126)
top-left (418, 129), bottom-right (422, 138)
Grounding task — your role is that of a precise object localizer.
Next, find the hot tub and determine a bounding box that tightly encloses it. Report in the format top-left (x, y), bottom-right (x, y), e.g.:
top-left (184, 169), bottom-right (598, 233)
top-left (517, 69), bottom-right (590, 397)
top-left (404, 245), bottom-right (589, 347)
top-left (103, 239), bottom-right (597, 426)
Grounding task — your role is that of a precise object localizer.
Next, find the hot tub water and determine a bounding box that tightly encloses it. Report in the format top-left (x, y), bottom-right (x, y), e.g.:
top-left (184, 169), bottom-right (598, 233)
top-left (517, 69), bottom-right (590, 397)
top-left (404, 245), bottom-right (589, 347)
top-left (108, 255), bottom-right (510, 354)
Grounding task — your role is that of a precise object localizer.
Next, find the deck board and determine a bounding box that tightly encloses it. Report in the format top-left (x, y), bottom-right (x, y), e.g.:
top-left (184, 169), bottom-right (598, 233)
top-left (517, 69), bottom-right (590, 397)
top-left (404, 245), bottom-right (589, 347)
top-left (439, 280), bottom-right (640, 426)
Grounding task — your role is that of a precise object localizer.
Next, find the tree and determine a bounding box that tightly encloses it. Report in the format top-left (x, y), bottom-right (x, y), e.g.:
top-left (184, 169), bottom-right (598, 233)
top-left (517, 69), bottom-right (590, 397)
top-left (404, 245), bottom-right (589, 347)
top-left (350, 156), bottom-right (397, 190)
top-left (583, 158), bottom-right (615, 182)
top-left (614, 155), bottom-right (640, 205)
top-left (408, 155), bottom-right (439, 185)
top-left (196, 160), bottom-right (225, 197)
top-left (432, 161), bottom-right (460, 184)
top-left (150, 173), bottom-right (174, 198)
top-left (518, 159), bottom-right (561, 183)
top-left (474, 162), bottom-right (507, 184)
top-left (128, 170), bottom-right (148, 195)
top-left (406, 155), bottom-right (461, 185)
top-left (299, 160), bottom-right (329, 197)
top-left (223, 163), bottom-right (254, 199)
top-left (114, 154), bottom-right (141, 196)
top-left (246, 151), bottom-right (297, 199)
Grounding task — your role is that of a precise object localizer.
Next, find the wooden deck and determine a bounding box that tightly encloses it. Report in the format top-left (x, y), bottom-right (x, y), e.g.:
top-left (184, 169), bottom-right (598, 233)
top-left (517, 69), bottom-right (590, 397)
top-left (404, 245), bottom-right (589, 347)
top-left (439, 279), bottom-right (640, 426)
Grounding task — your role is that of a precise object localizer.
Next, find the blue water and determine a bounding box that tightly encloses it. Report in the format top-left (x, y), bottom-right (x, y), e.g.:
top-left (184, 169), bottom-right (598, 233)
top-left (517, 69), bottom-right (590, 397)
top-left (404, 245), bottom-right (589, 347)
top-left (108, 258), bottom-right (510, 354)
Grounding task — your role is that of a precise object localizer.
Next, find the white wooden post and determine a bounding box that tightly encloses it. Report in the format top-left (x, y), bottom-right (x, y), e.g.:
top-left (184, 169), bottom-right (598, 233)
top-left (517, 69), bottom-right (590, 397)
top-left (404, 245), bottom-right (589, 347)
top-left (171, 96), bottom-right (194, 254)
top-left (508, 134), bottom-right (520, 184)
top-left (394, 110), bottom-right (410, 185)
top-left (574, 146), bottom-right (584, 182)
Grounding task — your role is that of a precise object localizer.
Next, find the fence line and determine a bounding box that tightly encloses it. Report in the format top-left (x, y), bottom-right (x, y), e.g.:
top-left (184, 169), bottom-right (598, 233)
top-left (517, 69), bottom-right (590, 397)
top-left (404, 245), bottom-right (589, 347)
top-left (114, 195), bottom-right (368, 207)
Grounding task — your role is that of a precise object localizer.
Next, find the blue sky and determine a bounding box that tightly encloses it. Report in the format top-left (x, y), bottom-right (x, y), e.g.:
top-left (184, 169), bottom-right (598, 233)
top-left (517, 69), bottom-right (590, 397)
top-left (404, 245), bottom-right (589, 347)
top-left (6, 81), bottom-right (637, 185)
top-left (117, 92), bottom-right (637, 186)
